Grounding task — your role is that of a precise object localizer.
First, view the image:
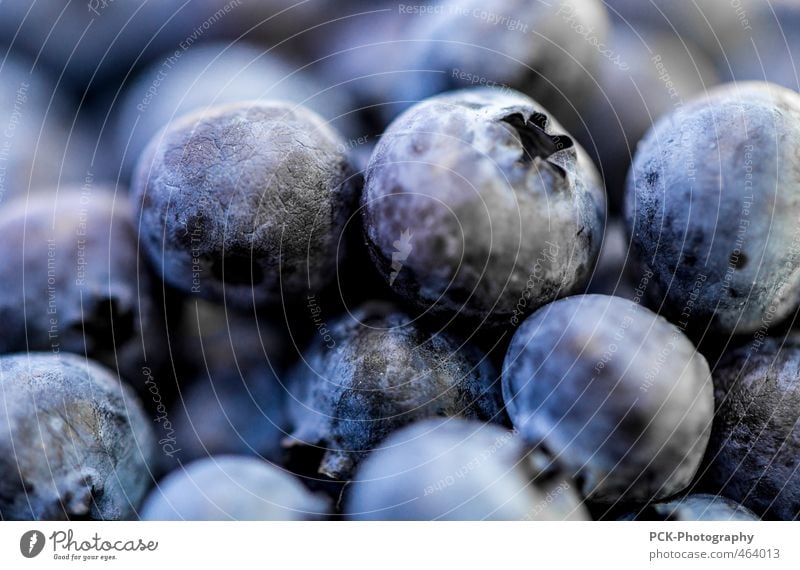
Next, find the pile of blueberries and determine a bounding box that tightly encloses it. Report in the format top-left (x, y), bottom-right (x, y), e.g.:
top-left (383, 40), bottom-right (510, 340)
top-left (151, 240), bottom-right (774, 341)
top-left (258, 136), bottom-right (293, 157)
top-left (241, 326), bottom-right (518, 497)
top-left (1, 0), bottom-right (799, 522)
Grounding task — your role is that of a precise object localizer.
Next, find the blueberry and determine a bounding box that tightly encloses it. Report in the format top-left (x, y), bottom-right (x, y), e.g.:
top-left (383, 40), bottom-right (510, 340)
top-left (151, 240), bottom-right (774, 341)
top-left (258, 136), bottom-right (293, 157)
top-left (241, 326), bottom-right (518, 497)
top-left (286, 302), bottom-right (503, 480)
top-left (171, 369), bottom-right (287, 465)
top-left (700, 335), bottom-right (800, 520)
top-left (578, 26), bottom-right (718, 210)
top-left (362, 87), bottom-right (605, 328)
top-left (0, 0), bottom-right (234, 89)
top-left (310, 7), bottom-right (435, 131)
top-left (401, 0), bottom-right (610, 128)
top-left (346, 418), bottom-right (588, 520)
top-left (140, 456), bottom-right (329, 520)
top-left (233, 0), bottom-right (399, 61)
top-left (175, 298), bottom-right (288, 378)
top-left (0, 353), bottom-right (155, 520)
top-left (626, 82), bottom-right (800, 335)
top-left (503, 294), bottom-right (713, 504)
top-left (620, 494), bottom-right (758, 521)
top-left (0, 55), bottom-right (93, 203)
top-left (724, 1), bottom-right (800, 90)
top-left (0, 188), bottom-right (168, 388)
top-left (169, 300), bottom-right (288, 466)
top-left (131, 101), bottom-right (359, 308)
top-left (114, 41), bottom-right (356, 181)
top-left (604, 0), bottom-right (755, 63)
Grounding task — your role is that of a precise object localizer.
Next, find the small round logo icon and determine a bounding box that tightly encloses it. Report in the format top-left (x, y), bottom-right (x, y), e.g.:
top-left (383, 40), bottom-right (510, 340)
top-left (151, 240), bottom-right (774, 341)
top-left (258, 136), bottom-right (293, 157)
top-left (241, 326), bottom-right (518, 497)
top-left (20, 530), bottom-right (45, 558)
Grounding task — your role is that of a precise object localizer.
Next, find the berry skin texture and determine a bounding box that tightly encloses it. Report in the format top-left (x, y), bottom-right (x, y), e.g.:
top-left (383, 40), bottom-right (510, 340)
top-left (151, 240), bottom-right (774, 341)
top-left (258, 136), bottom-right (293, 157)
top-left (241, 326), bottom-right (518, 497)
top-left (626, 82), bottom-right (800, 335)
top-left (346, 418), bottom-right (589, 521)
top-left (140, 456), bottom-right (329, 521)
top-left (362, 87), bottom-right (605, 328)
top-left (503, 294), bottom-right (714, 504)
top-left (0, 353), bottom-right (155, 521)
top-left (132, 101), bottom-right (359, 308)
top-left (0, 189), bottom-right (167, 388)
top-left (620, 494), bottom-right (758, 521)
top-left (286, 303), bottom-right (503, 481)
top-left (701, 335), bottom-right (800, 520)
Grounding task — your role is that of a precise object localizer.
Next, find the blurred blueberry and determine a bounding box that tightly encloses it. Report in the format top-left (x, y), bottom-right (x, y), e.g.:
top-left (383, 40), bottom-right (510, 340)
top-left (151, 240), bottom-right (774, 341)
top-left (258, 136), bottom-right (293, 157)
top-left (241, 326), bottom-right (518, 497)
top-left (399, 0), bottom-right (610, 129)
top-left (310, 7), bottom-right (435, 132)
top-left (232, 0), bottom-right (401, 59)
top-left (0, 353), bottom-right (155, 520)
top-left (0, 0), bottom-right (236, 91)
top-left (0, 54), bottom-right (95, 202)
top-left (604, 0), bottom-right (757, 64)
top-left (141, 456), bottom-right (329, 520)
top-left (722, 1), bottom-right (800, 91)
top-left (620, 494), bottom-right (758, 521)
top-left (577, 26), bottom-right (718, 210)
top-left (169, 299), bottom-right (289, 467)
top-left (0, 187), bottom-right (168, 390)
top-left (346, 418), bottom-right (590, 520)
top-left (503, 294), bottom-right (714, 504)
top-left (114, 41), bottom-right (357, 181)
top-left (626, 82), bottom-right (800, 335)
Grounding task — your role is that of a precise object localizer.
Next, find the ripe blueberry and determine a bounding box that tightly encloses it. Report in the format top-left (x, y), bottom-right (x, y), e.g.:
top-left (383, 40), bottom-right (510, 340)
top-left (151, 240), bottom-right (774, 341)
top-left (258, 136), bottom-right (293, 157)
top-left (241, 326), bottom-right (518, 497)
top-left (362, 87), bottom-right (605, 329)
top-left (286, 302), bottom-right (503, 480)
top-left (131, 100), bottom-right (359, 308)
top-left (503, 294), bottom-right (713, 504)
top-left (0, 353), bottom-right (155, 520)
top-left (626, 82), bottom-right (800, 334)
top-left (700, 335), bottom-right (800, 520)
